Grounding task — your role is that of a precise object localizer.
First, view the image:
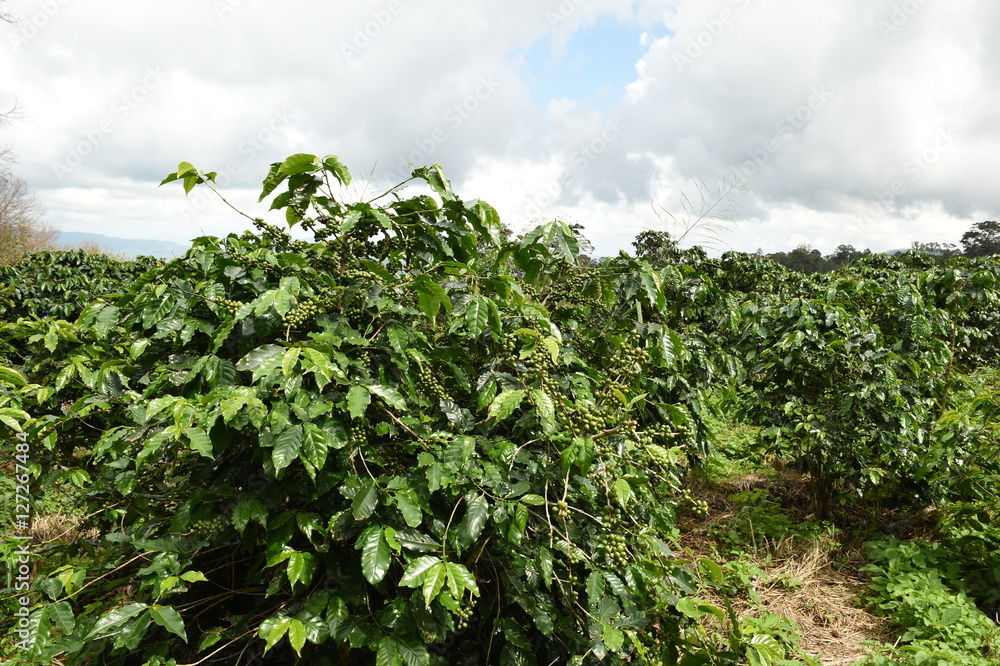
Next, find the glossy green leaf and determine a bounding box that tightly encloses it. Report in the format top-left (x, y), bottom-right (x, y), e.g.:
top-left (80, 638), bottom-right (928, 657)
top-left (359, 525), bottom-right (392, 584)
top-left (347, 385), bottom-right (371, 419)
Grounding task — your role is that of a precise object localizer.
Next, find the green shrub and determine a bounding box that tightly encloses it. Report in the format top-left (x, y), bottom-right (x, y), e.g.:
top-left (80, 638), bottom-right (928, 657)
top-left (0, 157), bottom-right (736, 664)
top-left (861, 538), bottom-right (998, 663)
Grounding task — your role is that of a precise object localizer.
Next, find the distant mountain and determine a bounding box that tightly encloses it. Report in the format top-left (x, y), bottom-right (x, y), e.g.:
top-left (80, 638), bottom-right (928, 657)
top-left (56, 232), bottom-right (190, 259)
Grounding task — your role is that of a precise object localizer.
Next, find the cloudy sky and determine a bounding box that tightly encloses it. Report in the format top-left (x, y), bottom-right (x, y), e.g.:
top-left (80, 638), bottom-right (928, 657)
top-left (1, 0), bottom-right (996, 257)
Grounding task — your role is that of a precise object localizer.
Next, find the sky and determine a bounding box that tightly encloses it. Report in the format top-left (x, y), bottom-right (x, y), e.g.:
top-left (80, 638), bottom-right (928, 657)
top-left (1, 0), bottom-right (996, 258)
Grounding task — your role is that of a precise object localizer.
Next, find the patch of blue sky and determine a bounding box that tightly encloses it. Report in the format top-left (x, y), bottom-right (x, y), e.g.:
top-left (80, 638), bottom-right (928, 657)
top-left (516, 15), bottom-right (667, 113)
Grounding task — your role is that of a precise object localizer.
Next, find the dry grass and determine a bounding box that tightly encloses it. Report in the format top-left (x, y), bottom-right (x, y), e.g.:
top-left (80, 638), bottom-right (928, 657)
top-left (678, 471), bottom-right (897, 665)
top-left (754, 537), bottom-right (893, 664)
top-left (30, 512), bottom-right (98, 544)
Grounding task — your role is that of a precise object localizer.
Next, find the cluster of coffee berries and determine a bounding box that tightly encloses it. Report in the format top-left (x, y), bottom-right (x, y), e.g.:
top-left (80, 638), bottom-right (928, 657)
top-left (554, 499), bottom-right (571, 521)
top-left (342, 302), bottom-right (367, 321)
top-left (497, 331), bottom-right (517, 354)
top-left (339, 269), bottom-right (372, 285)
top-left (218, 298), bottom-right (245, 314)
top-left (190, 516), bottom-right (226, 536)
top-left (524, 346), bottom-right (557, 372)
top-left (545, 268), bottom-right (595, 308)
top-left (349, 423), bottom-right (366, 443)
top-left (228, 249), bottom-right (277, 272)
top-left (255, 221), bottom-right (292, 246)
top-left (455, 601), bottom-right (476, 630)
top-left (562, 571), bottom-right (581, 602)
top-left (678, 488), bottom-right (710, 518)
top-left (417, 364), bottom-right (451, 402)
top-left (690, 500), bottom-right (710, 518)
top-left (618, 343), bottom-right (649, 369)
top-left (601, 532), bottom-right (629, 567)
top-left (284, 299), bottom-right (320, 328)
top-left (570, 404), bottom-right (605, 435)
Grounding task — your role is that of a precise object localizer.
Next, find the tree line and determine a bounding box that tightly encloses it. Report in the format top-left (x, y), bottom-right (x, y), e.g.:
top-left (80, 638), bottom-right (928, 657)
top-left (760, 220), bottom-right (1000, 274)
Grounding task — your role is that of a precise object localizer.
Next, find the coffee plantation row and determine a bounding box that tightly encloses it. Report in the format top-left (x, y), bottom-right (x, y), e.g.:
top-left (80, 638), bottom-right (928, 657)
top-left (0, 155), bottom-right (997, 664)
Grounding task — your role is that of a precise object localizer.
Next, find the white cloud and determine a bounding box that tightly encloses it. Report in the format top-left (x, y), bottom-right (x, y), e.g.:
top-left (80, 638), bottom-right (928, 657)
top-left (0, 0), bottom-right (994, 257)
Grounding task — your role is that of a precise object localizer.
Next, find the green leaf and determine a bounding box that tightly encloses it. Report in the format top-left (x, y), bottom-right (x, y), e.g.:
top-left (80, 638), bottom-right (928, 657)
top-left (247, 398), bottom-right (267, 429)
top-left (603, 625), bottom-right (624, 652)
top-left (339, 209), bottom-right (363, 234)
top-left (368, 384), bottom-right (407, 410)
top-left (236, 345), bottom-right (285, 383)
top-left (541, 336), bottom-right (560, 363)
top-left (352, 482), bottom-right (379, 520)
top-left (184, 428), bottom-right (214, 459)
top-left (377, 635), bottom-right (403, 666)
top-left (347, 385), bottom-right (371, 419)
top-left (413, 277), bottom-right (451, 318)
top-left (260, 616), bottom-right (291, 653)
top-left (273, 424), bottom-right (303, 474)
top-left (86, 603), bottom-right (149, 639)
top-left (301, 423), bottom-right (330, 476)
top-left (279, 153), bottom-right (320, 176)
top-left (529, 389), bottom-right (555, 429)
top-left (287, 551), bottom-right (316, 588)
top-left (387, 324), bottom-right (409, 354)
top-left (458, 495), bottom-right (489, 547)
top-left (0, 365), bottom-right (26, 387)
top-left (488, 389), bottom-right (525, 422)
top-left (507, 502), bottom-right (528, 546)
top-left (287, 618), bottom-right (307, 656)
top-left (322, 154), bottom-right (353, 185)
top-left (233, 499), bottom-right (268, 533)
top-left (561, 436), bottom-right (595, 474)
top-left (465, 298), bottom-right (489, 337)
top-left (400, 556), bottom-right (441, 587)
top-left (539, 547), bottom-right (554, 588)
top-left (150, 605), bottom-right (187, 642)
top-left (180, 570), bottom-right (208, 583)
top-left (49, 601), bottom-right (75, 634)
top-left (395, 491), bottom-right (423, 528)
top-left (281, 348), bottom-right (301, 377)
top-left (445, 562), bottom-right (479, 598)
top-left (359, 525), bottom-right (392, 584)
top-left (587, 571), bottom-right (606, 607)
top-left (613, 478), bottom-right (634, 510)
top-left (422, 563), bottom-right (447, 608)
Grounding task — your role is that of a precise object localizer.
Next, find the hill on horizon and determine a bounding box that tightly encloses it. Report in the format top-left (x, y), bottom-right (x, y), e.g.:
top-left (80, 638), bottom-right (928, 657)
top-left (56, 232), bottom-right (191, 259)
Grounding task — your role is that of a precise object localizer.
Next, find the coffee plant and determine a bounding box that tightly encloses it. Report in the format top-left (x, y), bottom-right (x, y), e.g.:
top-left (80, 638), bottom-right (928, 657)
top-left (0, 156), bottom-right (750, 664)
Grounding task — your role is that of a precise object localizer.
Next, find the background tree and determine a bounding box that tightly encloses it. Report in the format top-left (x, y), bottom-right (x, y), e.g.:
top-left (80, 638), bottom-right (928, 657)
top-left (632, 229), bottom-right (681, 264)
top-left (911, 241), bottom-right (961, 260)
top-left (767, 243), bottom-right (830, 274)
top-left (961, 221), bottom-right (1000, 258)
top-left (0, 174), bottom-right (55, 264)
top-left (828, 243), bottom-right (871, 269)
